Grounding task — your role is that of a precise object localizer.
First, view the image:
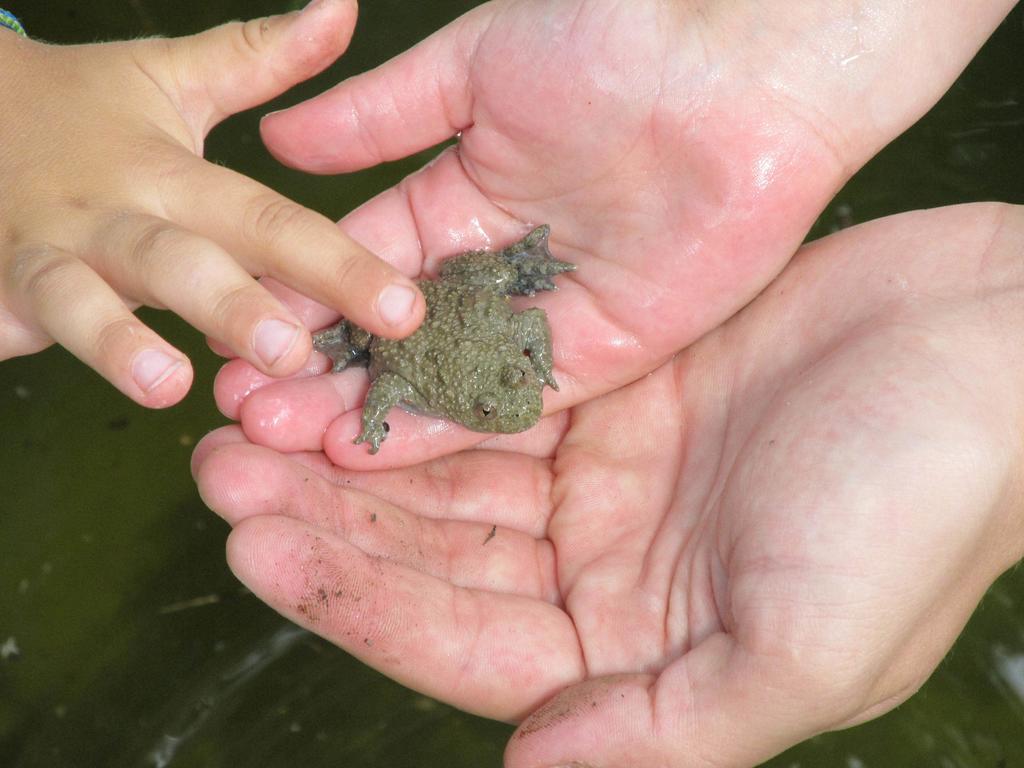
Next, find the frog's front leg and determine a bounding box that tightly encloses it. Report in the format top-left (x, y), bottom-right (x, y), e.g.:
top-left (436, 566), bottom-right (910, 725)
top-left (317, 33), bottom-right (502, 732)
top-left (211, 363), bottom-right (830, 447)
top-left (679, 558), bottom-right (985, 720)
top-left (312, 320), bottom-right (373, 373)
top-left (512, 309), bottom-right (559, 391)
top-left (356, 373), bottom-right (417, 454)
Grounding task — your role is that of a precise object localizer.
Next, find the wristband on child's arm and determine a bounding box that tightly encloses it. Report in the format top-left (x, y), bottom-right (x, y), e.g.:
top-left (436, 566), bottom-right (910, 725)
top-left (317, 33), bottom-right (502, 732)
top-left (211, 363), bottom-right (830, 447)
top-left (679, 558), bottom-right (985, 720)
top-left (0, 9), bottom-right (26, 37)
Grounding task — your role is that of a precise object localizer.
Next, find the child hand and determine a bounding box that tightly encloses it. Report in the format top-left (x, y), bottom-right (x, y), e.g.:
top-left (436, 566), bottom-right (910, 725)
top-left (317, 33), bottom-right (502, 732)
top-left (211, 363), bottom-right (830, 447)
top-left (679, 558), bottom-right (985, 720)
top-left (0, 0), bottom-right (423, 407)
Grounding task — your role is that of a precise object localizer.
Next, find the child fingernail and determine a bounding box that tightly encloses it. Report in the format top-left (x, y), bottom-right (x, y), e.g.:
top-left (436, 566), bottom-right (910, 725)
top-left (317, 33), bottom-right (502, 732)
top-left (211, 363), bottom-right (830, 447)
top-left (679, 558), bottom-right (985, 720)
top-left (378, 283), bottom-right (417, 327)
top-left (132, 349), bottom-right (183, 392)
top-left (255, 319), bottom-right (302, 367)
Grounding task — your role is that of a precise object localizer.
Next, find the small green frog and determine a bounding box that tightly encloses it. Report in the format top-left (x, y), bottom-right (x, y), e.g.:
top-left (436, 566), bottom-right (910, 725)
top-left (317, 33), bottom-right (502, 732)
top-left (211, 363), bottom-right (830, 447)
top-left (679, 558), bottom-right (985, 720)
top-left (313, 225), bottom-right (574, 453)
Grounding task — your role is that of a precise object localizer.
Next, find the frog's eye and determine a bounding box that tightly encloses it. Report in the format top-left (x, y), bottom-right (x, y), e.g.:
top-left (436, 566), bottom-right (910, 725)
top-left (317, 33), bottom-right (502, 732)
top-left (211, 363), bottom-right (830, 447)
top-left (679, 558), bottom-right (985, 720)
top-left (502, 365), bottom-right (529, 388)
top-left (474, 398), bottom-right (499, 420)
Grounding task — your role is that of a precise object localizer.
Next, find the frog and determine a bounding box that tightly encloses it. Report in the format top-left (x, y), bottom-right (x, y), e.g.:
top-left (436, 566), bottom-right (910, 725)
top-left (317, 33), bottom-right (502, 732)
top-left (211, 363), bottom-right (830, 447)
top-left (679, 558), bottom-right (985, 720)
top-left (312, 225), bottom-right (575, 454)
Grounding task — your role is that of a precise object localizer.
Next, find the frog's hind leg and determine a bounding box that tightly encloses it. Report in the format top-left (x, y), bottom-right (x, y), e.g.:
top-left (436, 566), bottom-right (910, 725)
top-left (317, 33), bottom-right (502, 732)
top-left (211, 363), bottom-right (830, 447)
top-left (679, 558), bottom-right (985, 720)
top-left (312, 320), bottom-right (373, 373)
top-left (502, 225), bottom-right (576, 296)
top-left (356, 373), bottom-right (417, 453)
top-left (512, 308), bottom-right (559, 391)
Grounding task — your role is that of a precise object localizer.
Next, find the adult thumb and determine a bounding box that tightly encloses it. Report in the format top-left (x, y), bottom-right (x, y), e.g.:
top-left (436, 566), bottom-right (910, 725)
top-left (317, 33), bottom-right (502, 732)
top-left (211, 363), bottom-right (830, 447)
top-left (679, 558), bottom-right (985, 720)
top-left (146, 0), bottom-right (358, 137)
top-left (504, 634), bottom-right (833, 768)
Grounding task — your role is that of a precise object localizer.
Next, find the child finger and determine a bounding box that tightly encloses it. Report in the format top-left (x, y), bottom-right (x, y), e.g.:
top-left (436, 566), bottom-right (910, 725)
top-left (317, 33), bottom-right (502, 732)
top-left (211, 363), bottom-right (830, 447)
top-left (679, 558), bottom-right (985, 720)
top-left (159, 160), bottom-right (425, 340)
top-left (92, 212), bottom-right (311, 376)
top-left (3, 242), bottom-right (192, 407)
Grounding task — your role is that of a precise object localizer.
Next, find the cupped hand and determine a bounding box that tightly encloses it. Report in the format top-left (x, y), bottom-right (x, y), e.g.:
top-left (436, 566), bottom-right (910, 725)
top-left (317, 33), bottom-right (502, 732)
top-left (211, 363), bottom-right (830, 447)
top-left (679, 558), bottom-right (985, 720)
top-left (0, 0), bottom-right (423, 408)
top-left (217, 0), bottom-right (1015, 466)
top-left (195, 203), bottom-right (1024, 766)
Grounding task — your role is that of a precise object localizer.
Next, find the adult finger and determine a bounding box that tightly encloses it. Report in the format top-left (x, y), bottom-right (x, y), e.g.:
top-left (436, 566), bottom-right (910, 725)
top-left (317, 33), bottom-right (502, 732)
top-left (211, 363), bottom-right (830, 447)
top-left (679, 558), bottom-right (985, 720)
top-left (259, 5), bottom-right (489, 172)
top-left (320, 405), bottom-right (570, 471)
top-left (195, 441), bottom-right (558, 600)
top-left (307, 448), bottom-right (557, 536)
top-left (317, 407), bottom-right (487, 468)
top-left (194, 432), bottom-right (556, 535)
top-left (233, 370), bottom-right (365, 450)
top-left (2, 243), bottom-right (191, 407)
top-left (228, 371), bottom-right (566, 470)
top-left (213, 352), bottom-right (330, 421)
top-left (191, 424), bottom-right (249, 475)
top-left (226, 515), bottom-right (583, 720)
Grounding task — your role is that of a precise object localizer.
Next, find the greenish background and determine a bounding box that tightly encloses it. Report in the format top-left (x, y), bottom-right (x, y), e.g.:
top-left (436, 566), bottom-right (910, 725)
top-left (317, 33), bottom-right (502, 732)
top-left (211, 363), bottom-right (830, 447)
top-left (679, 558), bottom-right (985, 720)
top-left (1, 2), bottom-right (1022, 766)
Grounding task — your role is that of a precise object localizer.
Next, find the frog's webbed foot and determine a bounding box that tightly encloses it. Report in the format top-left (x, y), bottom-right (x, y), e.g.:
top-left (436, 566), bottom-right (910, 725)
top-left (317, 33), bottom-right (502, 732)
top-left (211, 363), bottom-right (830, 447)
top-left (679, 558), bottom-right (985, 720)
top-left (354, 421), bottom-right (390, 455)
top-left (513, 308), bottom-right (560, 391)
top-left (501, 225), bottom-right (576, 296)
top-left (312, 320), bottom-right (372, 373)
top-left (437, 225), bottom-right (574, 295)
top-left (355, 373), bottom-right (417, 454)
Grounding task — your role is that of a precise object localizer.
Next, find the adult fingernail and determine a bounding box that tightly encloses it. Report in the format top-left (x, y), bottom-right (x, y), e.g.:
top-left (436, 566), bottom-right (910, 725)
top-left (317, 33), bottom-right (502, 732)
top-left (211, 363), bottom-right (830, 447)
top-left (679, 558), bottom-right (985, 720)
top-left (378, 283), bottom-right (417, 327)
top-left (254, 318), bottom-right (301, 367)
top-left (132, 349), bottom-right (183, 392)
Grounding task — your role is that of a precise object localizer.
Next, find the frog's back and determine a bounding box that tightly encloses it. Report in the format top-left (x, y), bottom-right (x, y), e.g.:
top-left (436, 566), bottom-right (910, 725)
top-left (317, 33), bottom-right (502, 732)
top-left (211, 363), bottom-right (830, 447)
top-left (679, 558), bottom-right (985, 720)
top-left (367, 278), bottom-right (515, 388)
top-left (310, 225), bottom-right (572, 453)
top-left (422, 279), bottom-right (515, 336)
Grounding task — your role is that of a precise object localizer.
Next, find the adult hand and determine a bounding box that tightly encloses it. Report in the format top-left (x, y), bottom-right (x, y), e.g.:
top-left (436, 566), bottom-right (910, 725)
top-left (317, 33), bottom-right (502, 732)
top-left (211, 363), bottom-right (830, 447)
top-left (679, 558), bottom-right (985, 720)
top-left (0, 0), bottom-right (423, 408)
top-left (215, 0), bottom-right (1016, 467)
top-left (194, 202), bottom-right (1024, 766)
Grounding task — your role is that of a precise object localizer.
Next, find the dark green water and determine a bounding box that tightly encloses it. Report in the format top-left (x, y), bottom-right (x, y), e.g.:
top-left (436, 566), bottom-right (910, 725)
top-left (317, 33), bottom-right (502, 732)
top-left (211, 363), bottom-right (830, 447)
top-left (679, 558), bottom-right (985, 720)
top-left (1, 2), bottom-right (1022, 766)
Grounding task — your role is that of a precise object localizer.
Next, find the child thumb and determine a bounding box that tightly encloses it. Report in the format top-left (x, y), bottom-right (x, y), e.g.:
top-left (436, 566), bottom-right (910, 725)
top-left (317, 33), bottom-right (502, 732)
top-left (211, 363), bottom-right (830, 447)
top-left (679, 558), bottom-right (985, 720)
top-left (154, 0), bottom-right (357, 136)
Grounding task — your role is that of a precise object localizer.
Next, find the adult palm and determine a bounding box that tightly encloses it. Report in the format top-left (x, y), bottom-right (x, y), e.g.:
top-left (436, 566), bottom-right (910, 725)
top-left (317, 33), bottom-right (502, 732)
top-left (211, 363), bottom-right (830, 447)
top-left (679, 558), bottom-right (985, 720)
top-left (195, 203), bottom-right (1024, 767)
top-left (215, 0), bottom-right (1013, 468)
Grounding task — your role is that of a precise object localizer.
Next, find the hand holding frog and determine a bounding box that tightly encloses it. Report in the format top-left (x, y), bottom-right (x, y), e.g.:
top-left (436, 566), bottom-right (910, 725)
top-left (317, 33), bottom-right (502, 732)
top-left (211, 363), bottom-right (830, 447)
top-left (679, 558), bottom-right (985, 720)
top-left (195, 202), bottom-right (1024, 767)
top-left (215, 0), bottom-right (1016, 466)
top-left (0, 0), bottom-right (423, 407)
